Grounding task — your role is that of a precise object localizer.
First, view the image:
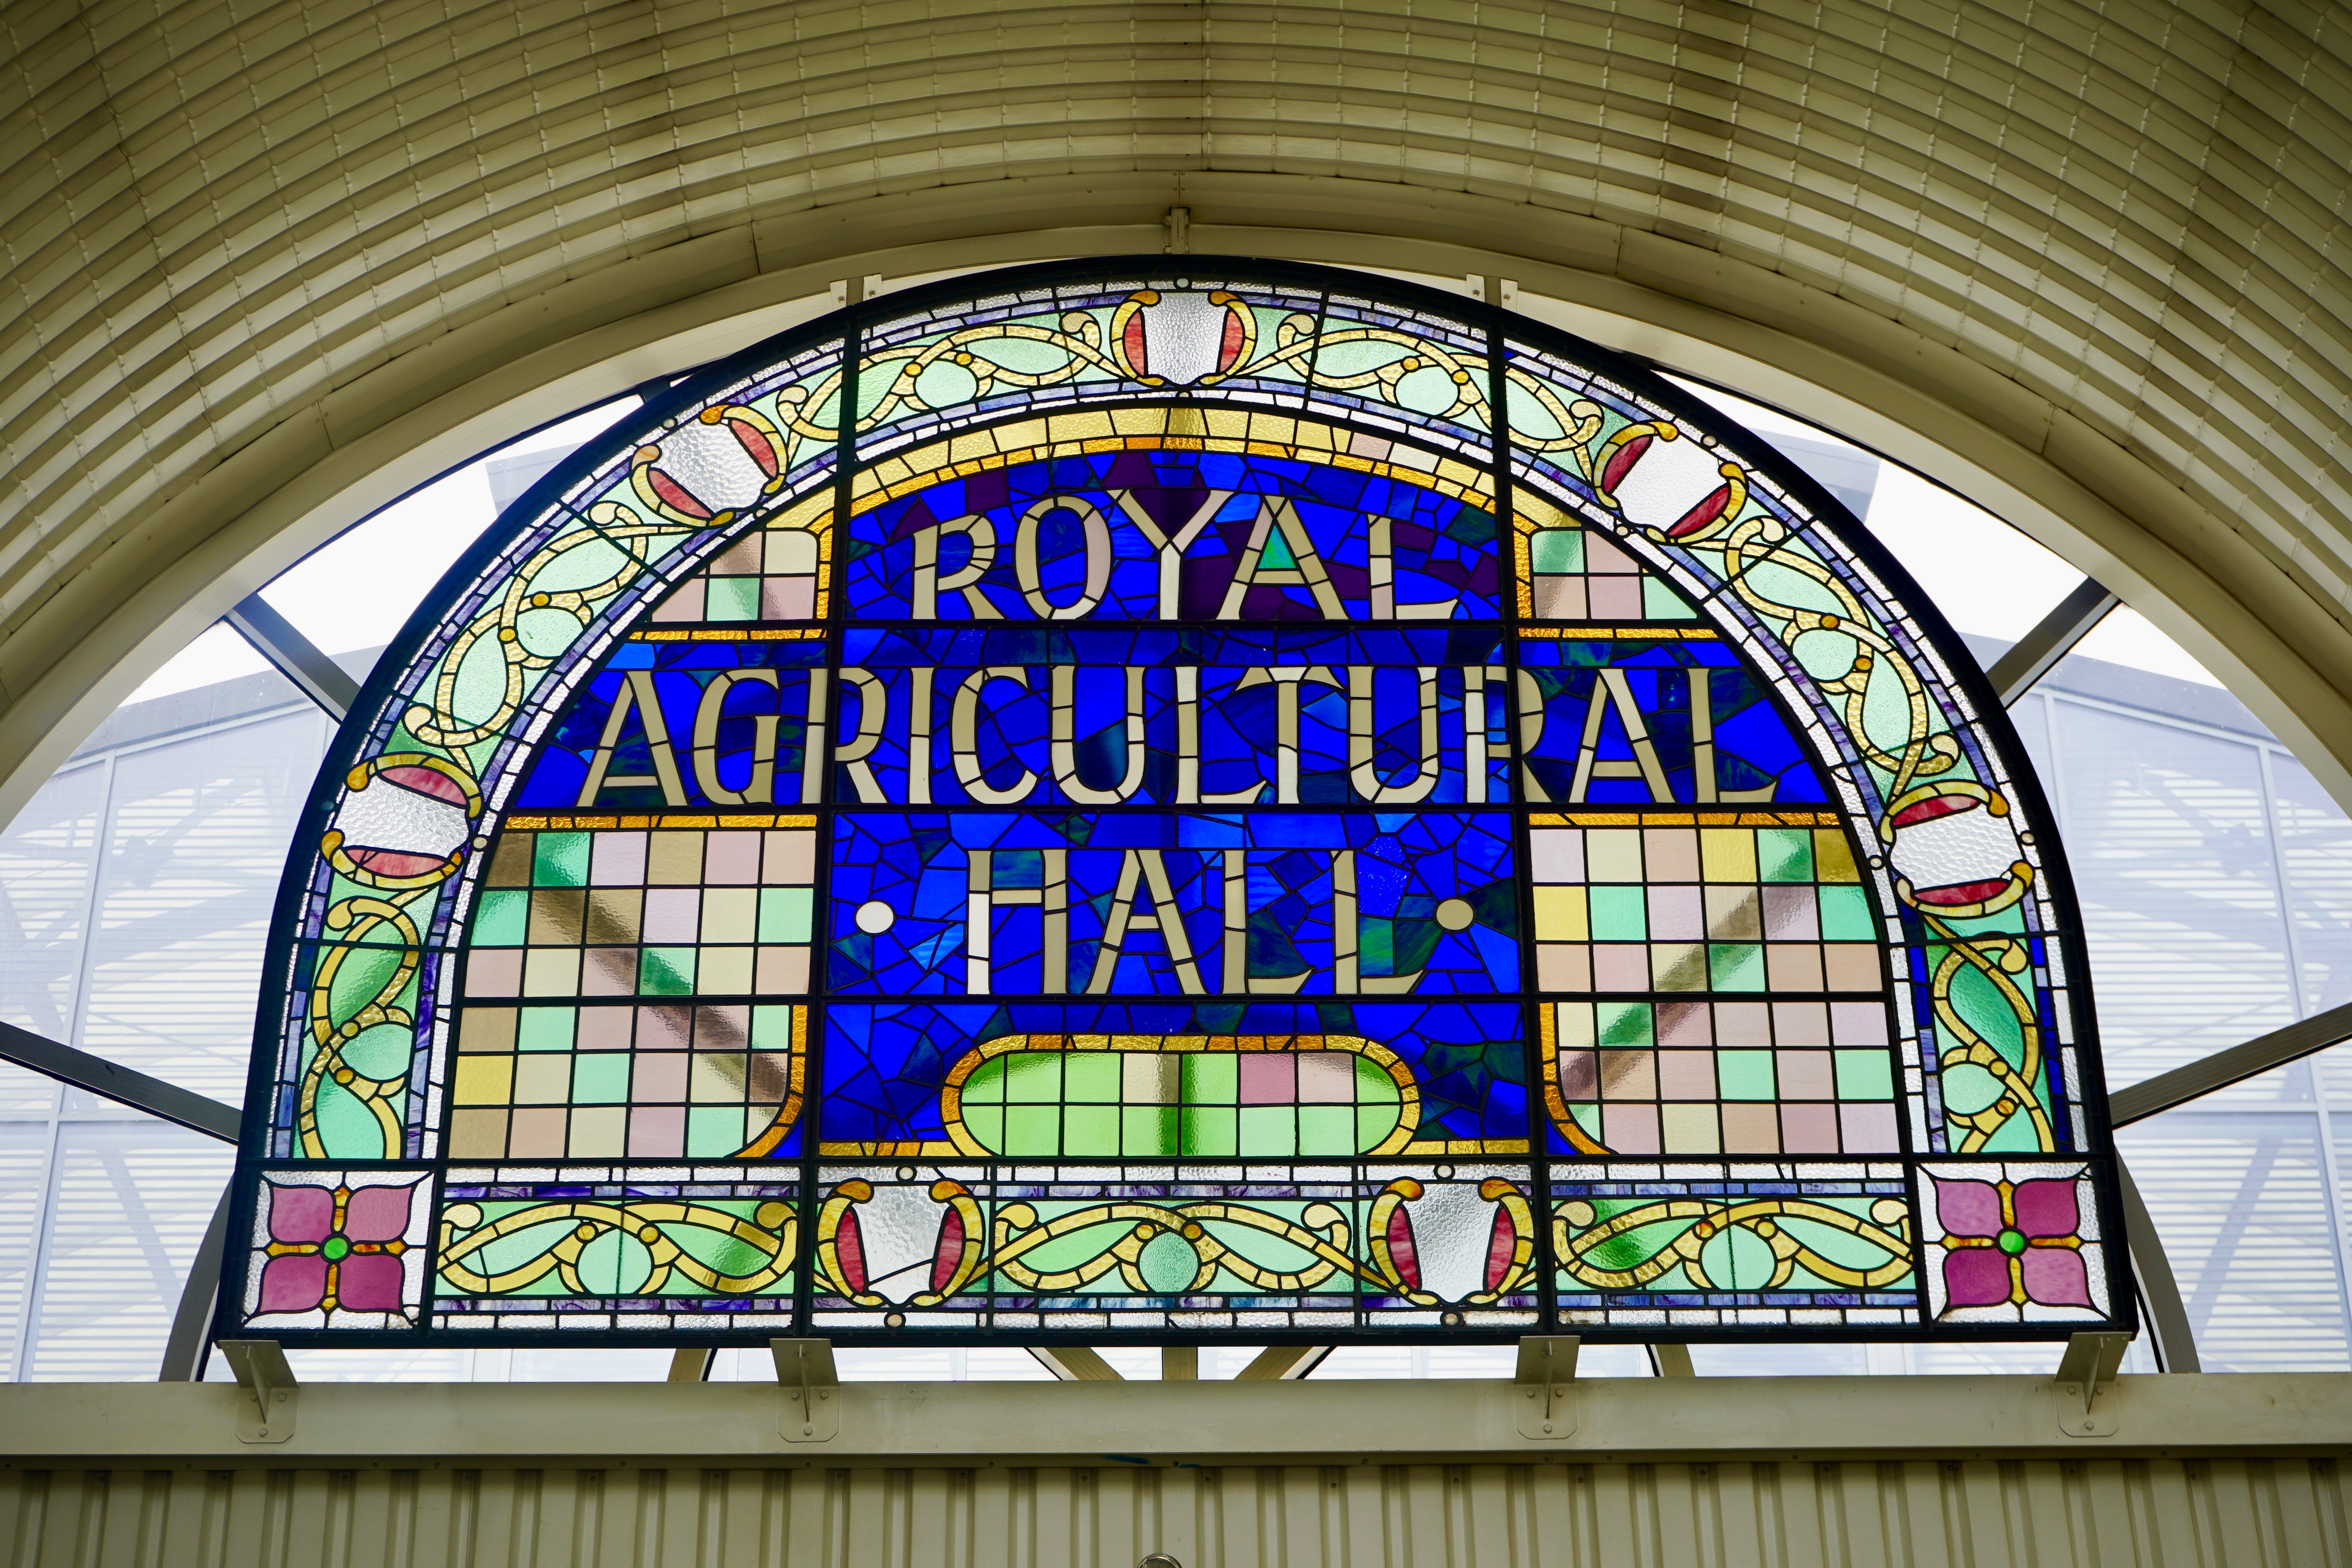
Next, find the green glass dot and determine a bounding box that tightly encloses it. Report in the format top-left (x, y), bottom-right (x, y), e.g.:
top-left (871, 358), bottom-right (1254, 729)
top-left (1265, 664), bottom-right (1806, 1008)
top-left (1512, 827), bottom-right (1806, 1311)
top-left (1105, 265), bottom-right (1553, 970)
top-left (1996, 1229), bottom-right (2027, 1256)
top-left (322, 1235), bottom-right (352, 1261)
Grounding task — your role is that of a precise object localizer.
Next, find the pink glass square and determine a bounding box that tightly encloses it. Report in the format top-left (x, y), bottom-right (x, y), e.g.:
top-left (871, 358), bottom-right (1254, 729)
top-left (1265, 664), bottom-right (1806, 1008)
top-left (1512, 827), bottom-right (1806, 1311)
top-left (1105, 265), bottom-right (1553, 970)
top-left (641, 887), bottom-right (700, 943)
top-left (591, 832), bottom-right (647, 887)
top-left (1831, 1000), bottom-right (1890, 1045)
top-left (464, 950), bottom-right (522, 997)
top-left (577, 1008), bottom-right (634, 1051)
top-left (704, 832), bottom-right (760, 884)
top-left (1715, 1002), bottom-right (1771, 1046)
top-left (1297, 1053), bottom-right (1355, 1103)
top-left (628, 1105), bottom-right (686, 1157)
top-left (1779, 1103), bottom-right (1841, 1152)
top-left (1777, 1051), bottom-right (1835, 1099)
top-left (1656, 1002), bottom-right (1712, 1046)
top-left (633, 1053), bottom-right (690, 1102)
top-left (1771, 1001), bottom-right (1831, 1046)
top-left (1601, 1103), bottom-right (1661, 1154)
top-left (1240, 1053), bottom-right (1296, 1105)
top-left (1837, 1102), bottom-right (1900, 1151)
top-left (1588, 575), bottom-right (1643, 619)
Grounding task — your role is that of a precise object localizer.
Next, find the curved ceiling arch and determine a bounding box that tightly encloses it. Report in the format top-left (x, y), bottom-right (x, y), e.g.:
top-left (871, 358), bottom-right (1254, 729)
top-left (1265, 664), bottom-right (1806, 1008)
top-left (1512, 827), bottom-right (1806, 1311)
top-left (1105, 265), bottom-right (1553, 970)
top-left (5, 0), bottom-right (2351, 825)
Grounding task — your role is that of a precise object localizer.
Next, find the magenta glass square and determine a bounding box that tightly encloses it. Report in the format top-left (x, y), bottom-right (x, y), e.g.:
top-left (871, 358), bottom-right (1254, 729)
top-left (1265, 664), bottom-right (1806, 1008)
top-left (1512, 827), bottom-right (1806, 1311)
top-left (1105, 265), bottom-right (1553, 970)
top-left (267, 1184), bottom-right (335, 1245)
top-left (258, 1254), bottom-right (328, 1314)
top-left (337, 1254), bottom-right (408, 1313)
top-left (1942, 1248), bottom-right (2012, 1308)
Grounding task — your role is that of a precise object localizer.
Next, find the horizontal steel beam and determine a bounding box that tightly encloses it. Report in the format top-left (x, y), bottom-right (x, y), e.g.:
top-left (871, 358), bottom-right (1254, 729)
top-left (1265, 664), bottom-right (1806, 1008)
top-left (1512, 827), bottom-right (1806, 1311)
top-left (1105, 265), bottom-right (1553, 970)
top-left (0, 1020), bottom-right (242, 1142)
top-left (1986, 575), bottom-right (2118, 706)
top-left (223, 593), bottom-right (359, 720)
top-left (4, 1373), bottom-right (2344, 1466)
top-left (2108, 997), bottom-right (2352, 1126)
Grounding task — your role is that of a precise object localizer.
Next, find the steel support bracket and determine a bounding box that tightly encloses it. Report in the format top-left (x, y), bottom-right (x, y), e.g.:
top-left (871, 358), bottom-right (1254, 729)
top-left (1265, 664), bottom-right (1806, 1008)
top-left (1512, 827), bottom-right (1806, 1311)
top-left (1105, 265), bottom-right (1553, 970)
top-left (1514, 1336), bottom-right (1579, 1439)
top-left (2053, 1330), bottom-right (2130, 1437)
top-left (220, 1339), bottom-right (298, 1443)
top-left (771, 1338), bottom-right (839, 1442)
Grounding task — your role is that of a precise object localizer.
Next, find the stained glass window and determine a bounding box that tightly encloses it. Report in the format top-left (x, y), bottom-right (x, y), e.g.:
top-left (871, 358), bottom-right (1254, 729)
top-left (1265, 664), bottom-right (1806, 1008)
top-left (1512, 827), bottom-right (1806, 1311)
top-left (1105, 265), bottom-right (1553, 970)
top-left (220, 261), bottom-right (2130, 1348)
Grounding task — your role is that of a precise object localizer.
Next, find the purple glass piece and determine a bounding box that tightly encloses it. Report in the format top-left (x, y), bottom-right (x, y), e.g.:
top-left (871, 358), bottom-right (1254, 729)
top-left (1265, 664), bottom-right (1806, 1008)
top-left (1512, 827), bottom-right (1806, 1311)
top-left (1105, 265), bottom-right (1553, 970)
top-left (267, 1184), bottom-right (335, 1244)
top-left (1941, 1247), bottom-right (2012, 1308)
top-left (258, 1254), bottom-right (328, 1314)
top-left (2011, 1178), bottom-right (2080, 1240)
top-left (343, 1183), bottom-right (415, 1243)
top-left (2020, 1247), bottom-right (2093, 1308)
top-left (1934, 1177), bottom-right (2003, 1238)
top-left (337, 1254), bottom-right (408, 1313)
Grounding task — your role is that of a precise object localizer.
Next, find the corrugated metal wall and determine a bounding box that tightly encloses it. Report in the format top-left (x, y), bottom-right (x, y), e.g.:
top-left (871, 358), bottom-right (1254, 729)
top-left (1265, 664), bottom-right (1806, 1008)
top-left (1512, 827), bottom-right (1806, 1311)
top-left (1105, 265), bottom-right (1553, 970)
top-left (4, 1459), bottom-right (2346, 1566)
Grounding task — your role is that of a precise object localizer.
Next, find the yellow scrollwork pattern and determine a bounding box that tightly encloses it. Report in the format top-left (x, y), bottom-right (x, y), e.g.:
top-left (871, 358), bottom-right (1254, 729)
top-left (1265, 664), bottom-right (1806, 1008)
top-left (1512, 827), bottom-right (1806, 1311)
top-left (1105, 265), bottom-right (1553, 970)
top-left (1553, 1198), bottom-right (1915, 1292)
top-left (437, 1198), bottom-right (799, 1297)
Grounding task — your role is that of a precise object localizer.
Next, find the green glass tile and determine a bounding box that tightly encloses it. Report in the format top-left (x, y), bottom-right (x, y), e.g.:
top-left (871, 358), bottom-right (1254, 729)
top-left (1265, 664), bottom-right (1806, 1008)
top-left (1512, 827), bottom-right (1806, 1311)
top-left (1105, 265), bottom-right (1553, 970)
top-left (1717, 1049), bottom-right (1776, 1100)
top-left (1597, 1000), bottom-right (1653, 1047)
top-left (757, 886), bottom-right (813, 943)
top-left (1299, 1104), bottom-right (1357, 1154)
top-left (1063, 1053), bottom-right (1120, 1103)
top-left (1835, 1049), bottom-right (1896, 1100)
top-left (1589, 885), bottom-right (1648, 940)
top-left (1353, 1057), bottom-right (1403, 1103)
top-left (1003, 1053), bottom-right (1062, 1103)
top-left (1181, 1053), bottom-right (1238, 1105)
top-left (472, 890), bottom-right (528, 946)
top-left (1528, 529), bottom-right (1584, 574)
top-left (1642, 577), bottom-right (1699, 619)
top-left (962, 1103), bottom-right (1004, 1150)
top-left (517, 1007), bottom-right (575, 1051)
top-left (1180, 1106), bottom-right (1237, 1155)
top-left (1004, 1104), bottom-right (1060, 1154)
top-left (1121, 1105), bottom-right (1179, 1156)
top-left (1818, 884), bottom-right (1878, 940)
top-left (1756, 828), bottom-right (1814, 883)
top-left (960, 1058), bottom-right (1007, 1104)
top-left (639, 947), bottom-right (697, 995)
top-left (1357, 1103), bottom-right (1404, 1150)
top-left (1708, 943), bottom-right (1765, 991)
top-left (1063, 1104), bottom-right (1120, 1156)
top-left (751, 1005), bottom-right (795, 1051)
top-left (534, 832), bottom-right (591, 888)
top-left (707, 576), bottom-right (761, 621)
top-left (687, 1106), bottom-right (748, 1157)
top-left (1568, 1103), bottom-right (1603, 1142)
top-left (1238, 1105), bottom-right (1298, 1156)
top-left (572, 1054), bottom-right (630, 1103)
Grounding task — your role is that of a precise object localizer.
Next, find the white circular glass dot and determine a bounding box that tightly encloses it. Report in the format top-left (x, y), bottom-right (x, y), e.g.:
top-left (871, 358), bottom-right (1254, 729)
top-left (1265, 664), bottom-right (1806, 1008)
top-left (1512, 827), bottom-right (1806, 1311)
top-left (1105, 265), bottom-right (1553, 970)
top-left (1434, 897), bottom-right (1475, 931)
top-left (855, 900), bottom-right (896, 934)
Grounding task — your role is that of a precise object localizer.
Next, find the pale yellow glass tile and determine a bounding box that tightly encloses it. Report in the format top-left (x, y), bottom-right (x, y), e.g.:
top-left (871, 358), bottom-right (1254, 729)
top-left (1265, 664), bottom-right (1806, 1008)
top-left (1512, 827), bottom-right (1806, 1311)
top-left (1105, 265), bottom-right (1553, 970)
top-left (1531, 884), bottom-right (1589, 940)
top-left (566, 1107), bottom-right (627, 1157)
top-left (1700, 828), bottom-right (1758, 883)
top-left (701, 886), bottom-right (758, 942)
top-left (699, 945), bottom-right (756, 994)
top-left (512, 1054), bottom-right (572, 1105)
top-left (1659, 1103), bottom-right (1722, 1154)
top-left (1586, 828), bottom-right (1644, 881)
top-left (688, 1052), bottom-right (747, 1103)
top-left (521, 948), bottom-right (582, 997)
top-left (452, 1055), bottom-right (514, 1105)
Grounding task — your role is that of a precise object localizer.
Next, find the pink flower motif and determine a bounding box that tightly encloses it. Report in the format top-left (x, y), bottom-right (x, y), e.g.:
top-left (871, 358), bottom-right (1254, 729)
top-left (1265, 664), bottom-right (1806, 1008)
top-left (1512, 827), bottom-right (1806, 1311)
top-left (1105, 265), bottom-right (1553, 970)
top-left (1933, 1174), bottom-right (2091, 1310)
top-left (256, 1179), bottom-right (418, 1316)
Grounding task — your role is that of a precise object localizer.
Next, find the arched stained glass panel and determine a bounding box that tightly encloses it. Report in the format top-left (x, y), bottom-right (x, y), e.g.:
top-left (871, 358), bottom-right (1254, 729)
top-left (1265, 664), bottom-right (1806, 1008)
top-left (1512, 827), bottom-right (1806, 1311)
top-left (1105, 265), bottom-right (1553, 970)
top-left (222, 261), bottom-right (2129, 1347)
